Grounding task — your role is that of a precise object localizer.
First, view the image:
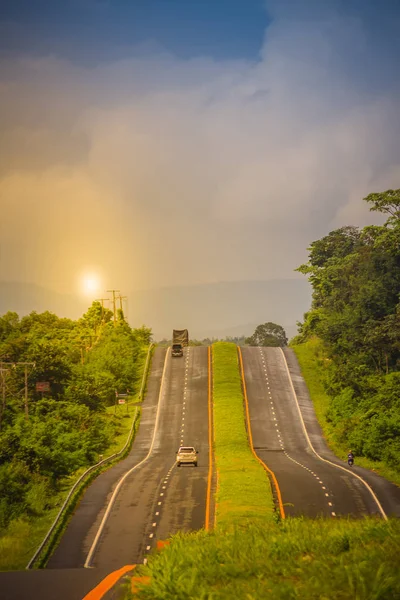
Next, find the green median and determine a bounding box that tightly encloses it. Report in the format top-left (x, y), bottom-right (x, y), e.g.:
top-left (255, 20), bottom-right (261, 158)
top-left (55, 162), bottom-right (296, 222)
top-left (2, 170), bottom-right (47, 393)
top-left (212, 341), bottom-right (275, 527)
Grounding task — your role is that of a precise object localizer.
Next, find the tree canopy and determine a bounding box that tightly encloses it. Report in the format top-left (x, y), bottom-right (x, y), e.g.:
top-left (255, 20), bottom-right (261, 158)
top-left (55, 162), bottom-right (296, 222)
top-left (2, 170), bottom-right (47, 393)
top-left (0, 302), bottom-right (151, 528)
top-left (246, 322), bottom-right (288, 347)
top-left (294, 189), bottom-right (400, 471)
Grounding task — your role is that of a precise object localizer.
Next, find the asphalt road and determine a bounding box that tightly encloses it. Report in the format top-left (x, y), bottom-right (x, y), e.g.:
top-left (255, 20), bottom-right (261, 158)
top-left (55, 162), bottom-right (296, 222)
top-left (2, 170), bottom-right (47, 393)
top-left (1, 346), bottom-right (210, 600)
top-left (241, 346), bottom-right (400, 518)
top-left (90, 345), bottom-right (209, 570)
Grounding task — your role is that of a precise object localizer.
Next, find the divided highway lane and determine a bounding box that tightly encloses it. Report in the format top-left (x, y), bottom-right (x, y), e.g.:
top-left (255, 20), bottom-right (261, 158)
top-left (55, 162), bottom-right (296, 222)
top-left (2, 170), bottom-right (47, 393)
top-left (283, 347), bottom-right (400, 518)
top-left (47, 346), bottom-right (168, 570)
top-left (85, 345), bottom-right (210, 570)
top-left (241, 346), bottom-right (400, 518)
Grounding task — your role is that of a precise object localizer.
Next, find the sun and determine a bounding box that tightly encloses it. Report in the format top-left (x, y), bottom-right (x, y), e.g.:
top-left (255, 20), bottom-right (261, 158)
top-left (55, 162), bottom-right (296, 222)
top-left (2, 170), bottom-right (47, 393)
top-left (80, 272), bottom-right (102, 297)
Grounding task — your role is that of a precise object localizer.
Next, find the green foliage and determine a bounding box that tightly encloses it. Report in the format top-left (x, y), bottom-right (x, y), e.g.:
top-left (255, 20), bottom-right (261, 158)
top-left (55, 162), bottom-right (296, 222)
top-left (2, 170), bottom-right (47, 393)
top-left (294, 189), bottom-right (400, 474)
top-left (245, 322), bottom-right (288, 347)
top-left (0, 302), bottom-right (151, 535)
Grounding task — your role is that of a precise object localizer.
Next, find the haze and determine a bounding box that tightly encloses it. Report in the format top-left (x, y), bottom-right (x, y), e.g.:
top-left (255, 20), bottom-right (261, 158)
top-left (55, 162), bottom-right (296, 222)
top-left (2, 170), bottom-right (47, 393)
top-left (1, 0), bottom-right (399, 338)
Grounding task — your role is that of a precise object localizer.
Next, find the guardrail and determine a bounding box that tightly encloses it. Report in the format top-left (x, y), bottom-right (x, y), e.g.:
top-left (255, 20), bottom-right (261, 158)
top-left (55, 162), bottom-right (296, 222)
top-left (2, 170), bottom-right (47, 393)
top-left (26, 343), bottom-right (154, 569)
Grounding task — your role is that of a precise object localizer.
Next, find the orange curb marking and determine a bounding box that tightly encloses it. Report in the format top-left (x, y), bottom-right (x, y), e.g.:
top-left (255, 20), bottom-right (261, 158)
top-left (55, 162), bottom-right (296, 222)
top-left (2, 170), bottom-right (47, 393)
top-left (131, 575), bottom-right (151, 594)
top-left (156, 540), bottom-right (170, 550)
top-left (82, 564), bottom-right (136, 600)
top-left (238, 347), bottom-right (286, 519)
top-left (205, 346), bottom-right (213, 530)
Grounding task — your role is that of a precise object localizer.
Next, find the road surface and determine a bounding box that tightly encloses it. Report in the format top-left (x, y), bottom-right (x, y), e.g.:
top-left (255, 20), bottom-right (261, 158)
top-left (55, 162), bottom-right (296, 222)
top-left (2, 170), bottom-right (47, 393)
top-left (241, 346), bottom-right (400, 518)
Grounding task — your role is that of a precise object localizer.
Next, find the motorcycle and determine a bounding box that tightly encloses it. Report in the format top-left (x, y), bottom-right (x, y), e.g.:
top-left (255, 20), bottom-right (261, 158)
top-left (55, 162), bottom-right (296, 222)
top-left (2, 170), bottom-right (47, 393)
top-left (348, 457), bottom-right (354, 466)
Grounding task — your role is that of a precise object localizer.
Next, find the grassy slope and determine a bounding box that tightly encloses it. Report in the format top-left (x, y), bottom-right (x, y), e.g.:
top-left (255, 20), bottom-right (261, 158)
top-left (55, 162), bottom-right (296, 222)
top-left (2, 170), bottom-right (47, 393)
top-left (291, 337), bottom-right (400, 486)
top-left (127, 342), bottom-right (400, 600)
top-left (0, 345), bottom-right (149, 571)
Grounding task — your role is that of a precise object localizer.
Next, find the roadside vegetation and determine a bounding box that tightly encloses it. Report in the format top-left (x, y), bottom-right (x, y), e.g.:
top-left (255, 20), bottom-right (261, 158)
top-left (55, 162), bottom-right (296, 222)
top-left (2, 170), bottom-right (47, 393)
top-left (292, 189), bottom-right (400, 481)
top-left (0, 303), bottom-right (151, 570)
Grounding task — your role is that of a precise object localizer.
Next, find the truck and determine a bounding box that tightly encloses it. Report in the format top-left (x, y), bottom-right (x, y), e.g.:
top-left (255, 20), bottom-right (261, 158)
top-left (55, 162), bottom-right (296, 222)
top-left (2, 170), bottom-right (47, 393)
top-left (172, 329), bottom-right (189, 357)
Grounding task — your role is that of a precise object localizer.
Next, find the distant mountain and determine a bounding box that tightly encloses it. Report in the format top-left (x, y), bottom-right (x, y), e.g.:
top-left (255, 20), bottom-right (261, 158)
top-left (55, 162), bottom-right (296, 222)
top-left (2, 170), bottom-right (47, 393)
top-left (0, 279), bottom-right (311, 341)
top-left (126, 279), bottom-right (311, 341)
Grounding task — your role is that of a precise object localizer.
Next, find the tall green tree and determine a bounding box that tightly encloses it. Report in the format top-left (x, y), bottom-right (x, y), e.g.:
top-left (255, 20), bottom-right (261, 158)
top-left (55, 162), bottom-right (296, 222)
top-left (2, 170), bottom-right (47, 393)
top-left (246, 322), bottom-right (288, 347)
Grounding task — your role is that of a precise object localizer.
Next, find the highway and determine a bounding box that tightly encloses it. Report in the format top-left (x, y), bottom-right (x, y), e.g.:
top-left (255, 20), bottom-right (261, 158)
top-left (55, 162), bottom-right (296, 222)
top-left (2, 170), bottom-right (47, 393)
top-left (1, 346), bottom-right (210, 600)
top-left (241, 346), bottom-right (400, 519)
top-left (84, 344), bottom-right (210, 570)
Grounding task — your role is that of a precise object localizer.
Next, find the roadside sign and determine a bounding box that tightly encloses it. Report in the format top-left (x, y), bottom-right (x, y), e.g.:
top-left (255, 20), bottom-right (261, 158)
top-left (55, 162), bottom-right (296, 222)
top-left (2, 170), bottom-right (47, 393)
top-left (36, 382), bottom-right (50, 392)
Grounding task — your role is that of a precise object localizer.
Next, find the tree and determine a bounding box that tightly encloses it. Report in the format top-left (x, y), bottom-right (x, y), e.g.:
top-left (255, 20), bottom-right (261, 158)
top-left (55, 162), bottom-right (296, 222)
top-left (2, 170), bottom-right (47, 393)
top-left (294, 188), bottom-right (400, 469)
top-left (246, 322), bottom-right (288, 347)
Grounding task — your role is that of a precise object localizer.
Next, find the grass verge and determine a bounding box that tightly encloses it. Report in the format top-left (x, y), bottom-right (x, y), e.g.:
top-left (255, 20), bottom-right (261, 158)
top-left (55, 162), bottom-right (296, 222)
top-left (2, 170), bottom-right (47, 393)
top-left (127, 518), bottom-right (400, 599)
top-left (291, 337), bottom-right (400, 486)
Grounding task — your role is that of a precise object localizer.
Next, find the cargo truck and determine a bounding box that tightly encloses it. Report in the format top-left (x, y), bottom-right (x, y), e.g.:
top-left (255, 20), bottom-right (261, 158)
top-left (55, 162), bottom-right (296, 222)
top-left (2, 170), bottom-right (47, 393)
top-left (172, 329), bottom-right (189, 357)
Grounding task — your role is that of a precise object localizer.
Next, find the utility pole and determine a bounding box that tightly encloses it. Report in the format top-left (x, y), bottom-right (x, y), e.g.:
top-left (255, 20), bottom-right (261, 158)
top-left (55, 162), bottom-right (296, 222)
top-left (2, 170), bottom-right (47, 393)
top-left (117, 294), bottom-right (128, 321)
top-left (96, 298), bottom-right (109, 324)
top-left (17, 362), bottom-right (36, 420)
top-left (0, 361), bottom-right (35, 421)
top-left (10, 362), bottom-right (36, 420)
top-left (0, 362), bottom-right (11, 431)
top-left (107, 290), bottom-right (120, 326)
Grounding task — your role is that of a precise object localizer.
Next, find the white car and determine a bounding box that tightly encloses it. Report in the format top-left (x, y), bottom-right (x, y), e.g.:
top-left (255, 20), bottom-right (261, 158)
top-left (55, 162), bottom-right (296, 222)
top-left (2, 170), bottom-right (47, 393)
top-left (176, 446), bottom-right (198, 467)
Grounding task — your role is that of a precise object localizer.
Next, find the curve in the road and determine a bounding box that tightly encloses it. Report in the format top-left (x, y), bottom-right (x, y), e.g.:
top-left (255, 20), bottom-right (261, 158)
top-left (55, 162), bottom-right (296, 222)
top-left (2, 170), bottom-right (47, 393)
top-left (279, 347), bottom-right (388, 520)
top-left (238, 346), bottom-right (285, 519)
top-left (241, 346), bottom-right (390, 518)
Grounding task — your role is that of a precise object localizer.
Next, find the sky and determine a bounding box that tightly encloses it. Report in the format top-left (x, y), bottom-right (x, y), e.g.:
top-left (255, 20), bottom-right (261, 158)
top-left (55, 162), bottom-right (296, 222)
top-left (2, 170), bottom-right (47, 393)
top-left (1, 0), bottom-right (400, 309)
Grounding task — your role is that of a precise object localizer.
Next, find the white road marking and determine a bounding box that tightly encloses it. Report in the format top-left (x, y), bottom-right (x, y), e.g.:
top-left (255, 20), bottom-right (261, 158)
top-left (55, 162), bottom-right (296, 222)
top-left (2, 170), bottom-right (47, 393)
top-left (149, 533), bottom-right (154, 538)
top-left (279, 348), bottom-right (388, 520)
top-left (84, 347), bottom-right (171, 568)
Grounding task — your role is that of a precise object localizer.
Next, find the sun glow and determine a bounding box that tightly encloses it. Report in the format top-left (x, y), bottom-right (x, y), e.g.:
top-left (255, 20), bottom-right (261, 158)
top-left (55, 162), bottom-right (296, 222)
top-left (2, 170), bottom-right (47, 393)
top-left (80, 272), bottom-right (102, 297)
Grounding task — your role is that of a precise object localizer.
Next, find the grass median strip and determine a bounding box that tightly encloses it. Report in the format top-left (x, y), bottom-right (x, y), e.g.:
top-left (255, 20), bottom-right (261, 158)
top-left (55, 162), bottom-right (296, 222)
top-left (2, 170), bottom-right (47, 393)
top-left (212, 342), bottom-right (275, 527)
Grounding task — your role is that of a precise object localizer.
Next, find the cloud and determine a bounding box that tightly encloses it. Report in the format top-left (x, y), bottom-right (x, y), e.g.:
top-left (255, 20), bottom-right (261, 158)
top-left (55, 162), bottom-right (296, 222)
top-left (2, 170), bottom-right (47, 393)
top-left (1, 1), bottom-right (400, 296)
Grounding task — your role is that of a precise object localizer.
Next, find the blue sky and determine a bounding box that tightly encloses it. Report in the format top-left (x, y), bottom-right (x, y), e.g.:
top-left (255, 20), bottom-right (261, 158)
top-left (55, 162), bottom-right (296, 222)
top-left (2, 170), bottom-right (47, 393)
top-left (1, 0), bottom-right (400, 310)
top-left (0, 0), bottom-right (269, 63)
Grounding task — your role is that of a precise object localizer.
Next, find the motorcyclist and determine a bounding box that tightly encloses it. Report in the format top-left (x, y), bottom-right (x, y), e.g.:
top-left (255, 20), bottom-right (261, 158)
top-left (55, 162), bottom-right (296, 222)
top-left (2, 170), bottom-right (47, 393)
top-left (347, 451), bottom-right (354, 465)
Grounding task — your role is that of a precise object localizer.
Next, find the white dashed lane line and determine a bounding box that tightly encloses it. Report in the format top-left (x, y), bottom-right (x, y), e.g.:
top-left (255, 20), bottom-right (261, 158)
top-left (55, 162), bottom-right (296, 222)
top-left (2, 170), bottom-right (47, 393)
top-left (144, 347), bottom-right (192, 562)
top-left (258, 347), bottom-right (336, 517)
